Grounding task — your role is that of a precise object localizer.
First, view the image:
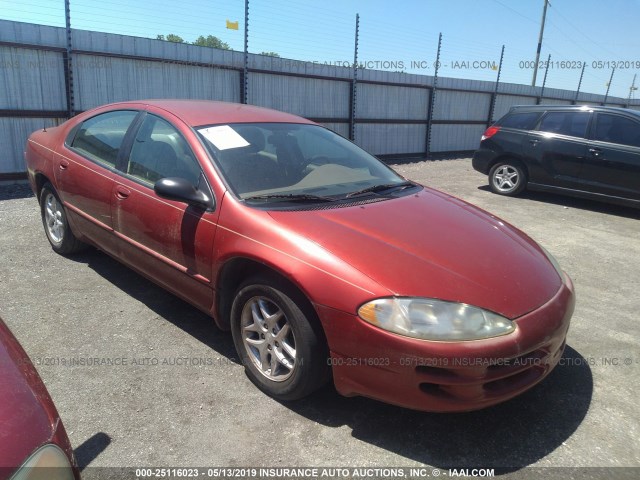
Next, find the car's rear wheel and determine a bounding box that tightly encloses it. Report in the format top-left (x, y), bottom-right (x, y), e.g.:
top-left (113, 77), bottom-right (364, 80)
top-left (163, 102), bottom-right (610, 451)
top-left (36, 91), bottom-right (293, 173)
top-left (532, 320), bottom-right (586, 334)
top-left (230, 275), bottom-right (329, 401)
top-left (489, 161), bottom-right (527, 196)
top-left (40, 183), bottom-right (87, 255)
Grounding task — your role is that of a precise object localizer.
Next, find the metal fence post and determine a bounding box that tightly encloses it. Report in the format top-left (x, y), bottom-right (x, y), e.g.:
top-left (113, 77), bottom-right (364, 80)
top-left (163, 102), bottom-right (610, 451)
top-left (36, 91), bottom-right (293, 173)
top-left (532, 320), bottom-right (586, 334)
top-left (626, 74), bottom-right (636, 108)
top-left (63, 0), bottom-right (74, 117)
top-left (487, 45), bottom-right (504, 126)
top-left (425, 33), bottom-right (442, 160)
top-left (603, 67), bottom-right (615, 105)
top-left (241, 0), bottom-right (249, 104)
top-left (537, 54), bottom-right (550, 104)
top-left (349, 13), bottom-right (359, 142)
top-left (573, 61), bottom-right (585, 104)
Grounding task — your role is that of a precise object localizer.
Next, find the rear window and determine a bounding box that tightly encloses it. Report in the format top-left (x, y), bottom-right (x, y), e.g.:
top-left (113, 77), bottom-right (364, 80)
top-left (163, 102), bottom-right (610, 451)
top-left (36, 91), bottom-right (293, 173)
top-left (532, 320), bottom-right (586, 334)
top-left (498, 112), bottom-right (541, 130)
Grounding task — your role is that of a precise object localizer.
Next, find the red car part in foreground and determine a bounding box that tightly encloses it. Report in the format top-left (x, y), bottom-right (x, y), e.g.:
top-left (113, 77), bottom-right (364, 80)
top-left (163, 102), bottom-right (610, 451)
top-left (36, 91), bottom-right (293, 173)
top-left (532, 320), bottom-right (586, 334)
top-left (0, 317), bottom-right (78, 479)
top-left (25, 100), bottom-right (575, 412)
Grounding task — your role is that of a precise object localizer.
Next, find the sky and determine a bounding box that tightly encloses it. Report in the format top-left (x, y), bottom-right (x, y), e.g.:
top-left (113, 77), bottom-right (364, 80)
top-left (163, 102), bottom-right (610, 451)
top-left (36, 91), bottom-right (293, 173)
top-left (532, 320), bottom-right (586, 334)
top-left (2, 0), bottom-right (640, 99)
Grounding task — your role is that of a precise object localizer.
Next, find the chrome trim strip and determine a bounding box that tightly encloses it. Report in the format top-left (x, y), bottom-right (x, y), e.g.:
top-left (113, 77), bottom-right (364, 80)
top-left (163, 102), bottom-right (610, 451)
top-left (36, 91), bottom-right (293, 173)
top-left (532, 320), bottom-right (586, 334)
top-left (112, 230), bottom-right (211, 285)
top-left (64, 201), bottom-right (113, 232)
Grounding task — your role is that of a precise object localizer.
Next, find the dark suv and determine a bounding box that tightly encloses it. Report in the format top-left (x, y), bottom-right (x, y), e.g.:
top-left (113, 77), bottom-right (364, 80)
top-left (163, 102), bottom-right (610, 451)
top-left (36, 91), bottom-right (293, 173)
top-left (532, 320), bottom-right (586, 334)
top-left (472, 105), bottom-right (640, 208)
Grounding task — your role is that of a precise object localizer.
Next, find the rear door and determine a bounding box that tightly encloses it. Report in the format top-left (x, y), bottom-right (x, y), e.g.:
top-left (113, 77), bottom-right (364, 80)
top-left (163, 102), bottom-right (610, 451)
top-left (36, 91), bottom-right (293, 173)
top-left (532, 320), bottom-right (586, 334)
top-left (580, 112), bottom-right (640, 200)
top-left (57, 109), bottom-right (140, 252)
top-left (523, 110), bottom-right (591, 189)
top-left (110, 111), bottom-right (218, 312)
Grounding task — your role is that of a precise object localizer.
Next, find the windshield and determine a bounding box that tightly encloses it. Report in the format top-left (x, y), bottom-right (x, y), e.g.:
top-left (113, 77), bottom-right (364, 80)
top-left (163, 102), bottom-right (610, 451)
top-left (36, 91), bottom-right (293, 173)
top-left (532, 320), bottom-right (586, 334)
top-left (196, 123), bottom-right (408, 201)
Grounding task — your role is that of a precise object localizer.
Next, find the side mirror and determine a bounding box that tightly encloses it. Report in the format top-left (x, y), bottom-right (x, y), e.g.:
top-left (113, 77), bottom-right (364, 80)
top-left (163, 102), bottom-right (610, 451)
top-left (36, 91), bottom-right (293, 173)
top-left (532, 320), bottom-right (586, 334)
top-left (154, 177), bottom-right (212, 209)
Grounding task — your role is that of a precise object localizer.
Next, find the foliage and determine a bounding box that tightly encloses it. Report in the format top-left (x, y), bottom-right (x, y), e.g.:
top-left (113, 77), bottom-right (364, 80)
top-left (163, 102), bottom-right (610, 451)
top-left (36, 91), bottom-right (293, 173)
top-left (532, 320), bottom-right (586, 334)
top-left (192, 35), bottom-right (231, 50)
top-left (156, 34), bottom-right (185, 43)
top-left (156, 34), bottom-right (231, 50)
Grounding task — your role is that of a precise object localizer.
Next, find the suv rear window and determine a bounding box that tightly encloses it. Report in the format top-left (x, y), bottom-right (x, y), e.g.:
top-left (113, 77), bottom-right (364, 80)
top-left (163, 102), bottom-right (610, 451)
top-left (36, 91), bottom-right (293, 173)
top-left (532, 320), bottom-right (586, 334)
top-left (498, 112), bottom-right (541, 130)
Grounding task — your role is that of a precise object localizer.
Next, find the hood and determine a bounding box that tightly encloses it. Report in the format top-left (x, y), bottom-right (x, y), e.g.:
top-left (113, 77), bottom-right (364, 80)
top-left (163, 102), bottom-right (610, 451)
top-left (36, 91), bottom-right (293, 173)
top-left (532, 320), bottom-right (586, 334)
top-left (268, 187), bottom-right (562, 319)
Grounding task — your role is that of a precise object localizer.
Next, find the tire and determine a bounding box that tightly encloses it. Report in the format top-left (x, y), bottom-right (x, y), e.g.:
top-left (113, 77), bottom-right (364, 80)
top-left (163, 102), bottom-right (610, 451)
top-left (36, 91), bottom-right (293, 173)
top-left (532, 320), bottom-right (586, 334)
top-left (489, 161), bottom-right (527, 196)
top-left (230, 275), bottom-right (329, 401)
top-left (39, 182), bottom-right (87, 255)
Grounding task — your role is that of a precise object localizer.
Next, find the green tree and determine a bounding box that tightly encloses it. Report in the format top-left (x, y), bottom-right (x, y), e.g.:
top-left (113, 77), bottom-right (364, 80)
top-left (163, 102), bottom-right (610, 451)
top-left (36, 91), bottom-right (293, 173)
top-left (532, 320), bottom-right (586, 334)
top-left (260, 51), bottom-right (280, 57)
top-left (192, 35), bottom-right (231, 50)
top-left (156, 34), bottom-right (185, 43)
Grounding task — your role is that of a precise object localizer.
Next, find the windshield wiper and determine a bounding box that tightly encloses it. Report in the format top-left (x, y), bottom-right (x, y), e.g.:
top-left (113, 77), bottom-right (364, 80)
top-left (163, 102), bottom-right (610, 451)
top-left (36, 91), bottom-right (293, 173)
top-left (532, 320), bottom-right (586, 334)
top-left (345, 181), bottom-right (416, 198)
top-left (243, 193), bottom-right (336, 203)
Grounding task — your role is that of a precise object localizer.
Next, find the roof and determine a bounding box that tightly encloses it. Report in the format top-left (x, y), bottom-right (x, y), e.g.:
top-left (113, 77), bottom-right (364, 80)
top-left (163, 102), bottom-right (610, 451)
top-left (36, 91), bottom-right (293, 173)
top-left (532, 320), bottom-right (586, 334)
top-left (110, 100), bottom-right (316, 127)
top-left (510, 104), bottom-right (640, 117)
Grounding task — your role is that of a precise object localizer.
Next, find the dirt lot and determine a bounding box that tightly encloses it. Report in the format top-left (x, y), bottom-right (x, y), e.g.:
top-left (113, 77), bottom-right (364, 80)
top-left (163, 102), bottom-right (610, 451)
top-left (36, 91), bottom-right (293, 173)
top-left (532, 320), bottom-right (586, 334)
top-left (1, 158), bottom-right (639, 477)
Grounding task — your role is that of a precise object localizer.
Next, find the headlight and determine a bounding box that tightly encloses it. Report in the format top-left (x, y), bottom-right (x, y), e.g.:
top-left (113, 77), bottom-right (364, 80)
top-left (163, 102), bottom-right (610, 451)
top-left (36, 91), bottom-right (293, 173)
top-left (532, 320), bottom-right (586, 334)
top-left (10, 444), bottom-right (75, 480)
top-left (358, 297), bottom-right (515, 341)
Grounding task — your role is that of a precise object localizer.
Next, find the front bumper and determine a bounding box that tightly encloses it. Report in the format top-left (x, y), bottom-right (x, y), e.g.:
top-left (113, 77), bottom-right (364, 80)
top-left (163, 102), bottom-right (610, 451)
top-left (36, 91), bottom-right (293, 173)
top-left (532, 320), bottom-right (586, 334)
top-left (317, 274), bottom-right (575, 412)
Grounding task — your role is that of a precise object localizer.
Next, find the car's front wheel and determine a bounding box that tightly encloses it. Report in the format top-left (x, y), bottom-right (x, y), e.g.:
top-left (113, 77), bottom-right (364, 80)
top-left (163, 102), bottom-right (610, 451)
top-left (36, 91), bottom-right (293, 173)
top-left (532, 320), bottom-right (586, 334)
top-left (40, 182), bottom-right (87, 255)
top-left (489, 161), bottom-right (527, 196)
top-left (230, 275), bottom-right (329, 401)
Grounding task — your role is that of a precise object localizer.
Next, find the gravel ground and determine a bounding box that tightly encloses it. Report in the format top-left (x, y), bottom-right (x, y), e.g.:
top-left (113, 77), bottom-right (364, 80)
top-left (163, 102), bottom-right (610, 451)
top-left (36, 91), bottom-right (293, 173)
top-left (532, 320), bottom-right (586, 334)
top-left (0, 159), bottom-right (639, 478)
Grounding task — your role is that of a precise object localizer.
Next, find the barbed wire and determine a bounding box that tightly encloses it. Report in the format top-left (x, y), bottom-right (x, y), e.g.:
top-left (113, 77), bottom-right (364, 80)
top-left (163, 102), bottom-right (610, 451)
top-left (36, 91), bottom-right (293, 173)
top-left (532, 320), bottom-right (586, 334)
top-left (0, 0), bottom-right (637, 99)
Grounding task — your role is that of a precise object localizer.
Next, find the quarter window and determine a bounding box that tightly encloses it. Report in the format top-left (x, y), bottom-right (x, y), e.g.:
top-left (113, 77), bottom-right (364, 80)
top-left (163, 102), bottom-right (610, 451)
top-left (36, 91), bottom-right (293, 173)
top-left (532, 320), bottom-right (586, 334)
top-left (499, 112), bottom-right (541, 130)
top-left (592, 114), bottom-right (640, 147)
top-left (127, 114), bottom-right (202, 186)
top-left (71, 111), bottom-right (138, 167)
top-left (538, 111), bottom-right (590, 138)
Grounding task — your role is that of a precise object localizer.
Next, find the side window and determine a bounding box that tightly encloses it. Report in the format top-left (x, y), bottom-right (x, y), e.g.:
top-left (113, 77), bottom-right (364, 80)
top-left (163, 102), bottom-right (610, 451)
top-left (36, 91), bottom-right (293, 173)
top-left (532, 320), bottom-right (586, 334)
top-left (538, 111), bottom-right (590, 138)
top-left (498, 112), bottom-right (541, 130)
top-left (127, 115), bottom-right (202, 187)
top-left (592, 114), bottom-right (640, 148)
top-left (71, 111), bottom-right (138, 167)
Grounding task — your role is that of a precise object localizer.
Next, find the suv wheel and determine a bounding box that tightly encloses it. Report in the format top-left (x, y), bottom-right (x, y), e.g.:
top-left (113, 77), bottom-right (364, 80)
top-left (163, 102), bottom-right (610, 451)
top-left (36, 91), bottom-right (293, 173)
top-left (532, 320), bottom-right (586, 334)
top-left (489, 161), bottom-right (527, 196)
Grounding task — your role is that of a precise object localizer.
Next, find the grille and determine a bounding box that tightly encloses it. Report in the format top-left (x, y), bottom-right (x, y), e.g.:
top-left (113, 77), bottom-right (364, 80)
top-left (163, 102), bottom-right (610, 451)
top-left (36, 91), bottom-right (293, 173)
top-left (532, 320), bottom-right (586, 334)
top-left (415, 346), bottom-right (555, 401)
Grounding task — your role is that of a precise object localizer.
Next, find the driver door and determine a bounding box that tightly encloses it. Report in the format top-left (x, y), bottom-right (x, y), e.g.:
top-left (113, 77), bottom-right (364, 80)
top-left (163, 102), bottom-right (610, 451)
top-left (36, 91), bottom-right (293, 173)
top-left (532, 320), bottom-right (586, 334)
top-left (111, 112), bottom-right (217, 312)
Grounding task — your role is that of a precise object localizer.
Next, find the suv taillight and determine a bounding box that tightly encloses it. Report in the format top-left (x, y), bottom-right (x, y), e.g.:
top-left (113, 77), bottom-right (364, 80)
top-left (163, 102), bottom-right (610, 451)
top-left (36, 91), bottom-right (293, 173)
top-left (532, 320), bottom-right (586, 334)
top-left (481, 126), bottom-right (500, 141)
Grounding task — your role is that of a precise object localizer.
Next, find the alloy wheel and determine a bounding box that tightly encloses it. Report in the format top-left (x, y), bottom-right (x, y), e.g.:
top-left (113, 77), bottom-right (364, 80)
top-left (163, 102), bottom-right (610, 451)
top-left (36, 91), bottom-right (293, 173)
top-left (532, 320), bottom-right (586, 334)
top-left (493, 165), bottom-right (520, 193)
top-left (240, 296), bottom-right (297, 382)
top-left (44, 192), bottom-right (65, 244)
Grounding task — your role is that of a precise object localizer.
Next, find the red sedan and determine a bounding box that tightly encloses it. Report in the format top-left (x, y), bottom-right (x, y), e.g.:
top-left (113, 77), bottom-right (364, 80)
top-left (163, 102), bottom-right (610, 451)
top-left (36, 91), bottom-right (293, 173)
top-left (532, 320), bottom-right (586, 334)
top-left (25, 100), bottom-right (574, 412)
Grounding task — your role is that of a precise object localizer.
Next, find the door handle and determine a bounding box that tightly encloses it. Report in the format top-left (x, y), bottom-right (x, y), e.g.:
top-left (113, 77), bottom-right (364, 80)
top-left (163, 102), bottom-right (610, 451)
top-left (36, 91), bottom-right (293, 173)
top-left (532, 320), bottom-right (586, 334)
top-left (115, 185), bottom-right (131, 200)
top-left (59, 159), bottom-right (69, 170)
top-left (588, 147), bottom-right (601, 156)
top-left (529, 139), bottom-right (540, 146)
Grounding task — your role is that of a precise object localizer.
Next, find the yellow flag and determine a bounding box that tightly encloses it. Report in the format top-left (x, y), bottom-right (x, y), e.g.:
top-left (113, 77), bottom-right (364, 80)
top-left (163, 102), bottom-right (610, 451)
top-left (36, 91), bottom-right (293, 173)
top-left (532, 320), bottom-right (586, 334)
top-left (226, 20), bottom-right (239, 30)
